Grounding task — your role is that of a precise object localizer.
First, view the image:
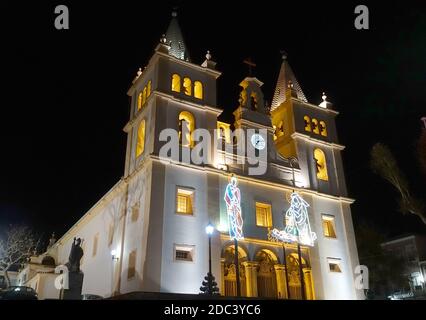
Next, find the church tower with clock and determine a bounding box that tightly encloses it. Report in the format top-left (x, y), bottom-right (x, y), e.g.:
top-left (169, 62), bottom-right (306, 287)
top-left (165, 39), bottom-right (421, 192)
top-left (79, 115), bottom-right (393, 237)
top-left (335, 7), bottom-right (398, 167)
top-left (37, 11), bottom-right (363, 301)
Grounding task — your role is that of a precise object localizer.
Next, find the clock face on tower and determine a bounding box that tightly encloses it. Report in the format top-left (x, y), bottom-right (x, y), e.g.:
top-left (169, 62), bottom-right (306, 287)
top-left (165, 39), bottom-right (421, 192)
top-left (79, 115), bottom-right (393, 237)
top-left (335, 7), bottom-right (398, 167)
top-left (251, 134), bottom-right (266, 150)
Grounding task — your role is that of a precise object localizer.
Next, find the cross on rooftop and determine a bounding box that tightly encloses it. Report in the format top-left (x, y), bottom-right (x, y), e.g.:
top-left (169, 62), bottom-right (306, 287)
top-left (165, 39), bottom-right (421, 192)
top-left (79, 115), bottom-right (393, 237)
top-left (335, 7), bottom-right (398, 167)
top-left (243, 57), bottom-right (256, 76)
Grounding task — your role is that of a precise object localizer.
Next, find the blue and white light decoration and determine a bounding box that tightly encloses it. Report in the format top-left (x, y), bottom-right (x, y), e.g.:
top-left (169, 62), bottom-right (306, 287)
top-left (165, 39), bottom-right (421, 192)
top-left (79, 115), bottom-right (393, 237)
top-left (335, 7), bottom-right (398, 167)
top-left (224, 176), bottom-right (244, 240)
top-left (269, 192), bottom-right (317, 247)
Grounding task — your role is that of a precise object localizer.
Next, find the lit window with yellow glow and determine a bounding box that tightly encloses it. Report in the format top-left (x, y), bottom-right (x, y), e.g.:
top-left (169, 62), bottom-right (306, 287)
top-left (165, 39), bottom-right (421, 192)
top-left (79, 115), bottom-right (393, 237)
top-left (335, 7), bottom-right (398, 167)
top-left (176, 188), bottom-right (194, 215)
top-left (277, 121), bottom-right (284, 137)
top-left (172, 74), bottom-right (181, 92)
top-left (137, 92), bottom-right (143, 111)
top-left (328, 258), bottom-right (342, 273)
top-left (128, 251), bottom-right (136, 279)
top-left (108, 223), bottom-right (114, 247)
top-left (179, 111), bottom-right (195, 147)
top-left (319, 121), bottom-right (327, 137)
top-left (217, 121), bottom-right (231, 143)
top-left (142, 87), bottom-right (147, 107)
top-left (136, 119), bottom-right (145, 158)
top-left (147, 80), bottom-right (152, 97)
top-left (322, 215), bottom-right (336, 238)
top-left (183, 77), bottom-right (192, 96)
top-left (92, 233), bottom-right (99, 257)
top-left (304, 116), bottom-right (311, 132)
top-left (194, 81), bottom-right (203, 99)
top-left (312, 118), bottom-right (320, 134)
top-left (131, 203), bottom-right (140, 222)
top-left (314, 148), bottom-right (328, 181)
top-left (255, 202), bottom-right (272, 227)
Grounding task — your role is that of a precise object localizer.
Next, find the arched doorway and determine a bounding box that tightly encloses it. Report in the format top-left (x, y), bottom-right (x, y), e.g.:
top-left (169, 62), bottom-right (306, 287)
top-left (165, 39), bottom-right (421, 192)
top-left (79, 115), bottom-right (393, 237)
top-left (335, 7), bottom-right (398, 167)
top-left (287, 253), bottom-right (303, 299)
top-left (255, 250), bottom-right (278, 298)
top-left (286, 252), bottom-right (315, 300)
top-left (222, 244), bottom-right (247, 297)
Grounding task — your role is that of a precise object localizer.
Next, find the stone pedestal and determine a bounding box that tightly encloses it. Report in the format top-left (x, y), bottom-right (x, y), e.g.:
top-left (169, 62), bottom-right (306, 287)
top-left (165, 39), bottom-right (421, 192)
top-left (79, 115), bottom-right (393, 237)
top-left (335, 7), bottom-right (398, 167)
top-left (62, 272), bottom-right (84, 300)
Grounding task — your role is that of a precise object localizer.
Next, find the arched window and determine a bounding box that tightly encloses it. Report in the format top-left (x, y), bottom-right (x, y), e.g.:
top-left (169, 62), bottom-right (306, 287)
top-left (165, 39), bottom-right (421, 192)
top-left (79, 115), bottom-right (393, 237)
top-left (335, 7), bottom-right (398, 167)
top-left (142, 87), bottom-right (147, 106)
top-left (277, 121), bottom-right (284, 137)
top-left (219, 126), bottom-right (225, 140)
top-left (304, 116), bottom-right (311, 132)
top-left (319, 121), bottom-right (327, 137)
top-left (194, 81), bottom-right (203, 99)
top-left (314, 148), bottom-right (328, 181)
top-left (147, 80), bottom-right (152, 97)
top-left (250, 92), bottom-right (258, 110)
top-left (137, 92), bottom-right (143, 111)
top-left (172, 74), bottom-right (181, 92)
top-left (136, 119), bottom-right (145, 158)
top-left (178, 111), bottom-right (195, 147)
top-left (183, 77), bottom-right (192, 96)
top-left (312, 118), bottom-right (320, 134)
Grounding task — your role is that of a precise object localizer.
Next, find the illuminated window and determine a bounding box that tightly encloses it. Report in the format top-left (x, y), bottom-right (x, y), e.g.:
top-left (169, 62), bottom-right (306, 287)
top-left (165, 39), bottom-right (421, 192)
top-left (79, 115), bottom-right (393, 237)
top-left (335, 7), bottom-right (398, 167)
top-left (137, 92), bottom-right (143, 111)
top-left (174, 244), bottom-right (194, 262)
top-left (314, 148), bottom-right (328, 181)
top-left (194, 81), bottom-right (203, 99)
top-left (92, 233), bottom-right (99, 257)
top-left (183, 77), bottom-right (192, 96)
top-left (142, 87), bottom-right (147, 107)
top-left (176, 188), bottom-right (194, 215)
top-left (128, 251), bottom-right (136, 279)
top-left (217, 121), bottom-right (231, 143)
top-left (322, 215), bottom-right (336, 238)
top-left (277, 121), bottom-right (284, 137)
top-left (312, 118), bottom-right (320, 134)
top-left (304, 116), bottom-right (311, 132)
top-left (273, 125), bottom-right (277, 141)
top-left (319, 121), bottom-right (327, 137)
top-left (328, 258), bottom-right (342, 273)
top-left (178, 111), bottom-right (195, 147)
top-left (172, 74), bottom-right (181, 92)
top-left (147, 80), bottom-right (152, 97)
top-left (256, 202), bottom-right (272, 227)
top-left (108, 223), bottom-right (114, 246)
top-left (136, 119), bottom-right (145, 158)
top-left (131, 203), bottom-right (139, 222)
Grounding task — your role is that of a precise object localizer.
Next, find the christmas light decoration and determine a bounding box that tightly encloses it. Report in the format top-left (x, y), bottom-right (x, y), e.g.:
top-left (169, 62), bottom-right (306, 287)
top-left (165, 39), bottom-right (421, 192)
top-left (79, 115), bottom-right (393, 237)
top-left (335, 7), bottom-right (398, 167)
top-left (224, 176), bottom-right (244, 240)
top-left (269, 192), bottom-right (316, 246)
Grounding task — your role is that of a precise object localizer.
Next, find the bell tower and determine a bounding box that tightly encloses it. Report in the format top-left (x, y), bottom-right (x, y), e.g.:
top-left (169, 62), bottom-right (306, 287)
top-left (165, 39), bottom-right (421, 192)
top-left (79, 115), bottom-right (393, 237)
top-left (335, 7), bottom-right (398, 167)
top-left (270, 54), bottom-right (348, 196)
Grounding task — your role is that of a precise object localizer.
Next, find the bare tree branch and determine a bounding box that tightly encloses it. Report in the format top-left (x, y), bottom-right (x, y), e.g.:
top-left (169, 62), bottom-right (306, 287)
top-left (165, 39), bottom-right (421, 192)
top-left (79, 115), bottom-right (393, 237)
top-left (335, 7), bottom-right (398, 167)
top-left (418, 128), bottom-right (426, 178)
top-left (371, 143), bottom-right (426, 224)
top-left (0, 226), bottom-right (41, 288)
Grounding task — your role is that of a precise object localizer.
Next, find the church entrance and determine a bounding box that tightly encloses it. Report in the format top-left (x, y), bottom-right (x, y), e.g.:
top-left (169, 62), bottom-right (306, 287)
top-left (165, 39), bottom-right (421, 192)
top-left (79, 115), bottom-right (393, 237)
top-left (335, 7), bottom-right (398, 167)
top-left (222, 245), bottom-right (247, 297)
top-left (255, 250), bottom-right (278, 298)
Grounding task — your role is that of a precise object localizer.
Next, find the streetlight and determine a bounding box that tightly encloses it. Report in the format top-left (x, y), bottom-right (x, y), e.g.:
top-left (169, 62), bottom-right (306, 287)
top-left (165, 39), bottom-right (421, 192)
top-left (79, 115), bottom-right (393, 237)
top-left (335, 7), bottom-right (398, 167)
top-left (206, 223), bottom-right (214, 279)
top-left (200, 223), bottom-right (219, 295)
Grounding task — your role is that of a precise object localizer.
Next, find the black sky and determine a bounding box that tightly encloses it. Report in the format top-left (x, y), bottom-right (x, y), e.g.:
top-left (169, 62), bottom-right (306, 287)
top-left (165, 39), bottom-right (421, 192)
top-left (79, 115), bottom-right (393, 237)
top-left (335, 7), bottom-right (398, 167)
top-left (1, 1), bottom-right (426, 243)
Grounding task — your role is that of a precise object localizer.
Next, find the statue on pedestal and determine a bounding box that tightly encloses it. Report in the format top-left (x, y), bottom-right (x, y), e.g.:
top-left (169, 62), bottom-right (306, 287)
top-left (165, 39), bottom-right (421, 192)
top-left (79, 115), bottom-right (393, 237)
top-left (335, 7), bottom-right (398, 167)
top-left (62, 237), bottom-right (84, 300)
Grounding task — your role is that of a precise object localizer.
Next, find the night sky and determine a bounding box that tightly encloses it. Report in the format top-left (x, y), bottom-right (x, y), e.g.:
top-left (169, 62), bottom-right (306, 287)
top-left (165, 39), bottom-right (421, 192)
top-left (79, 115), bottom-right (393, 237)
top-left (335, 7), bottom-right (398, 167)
top-left (1, 1), bottom-right (426, 245)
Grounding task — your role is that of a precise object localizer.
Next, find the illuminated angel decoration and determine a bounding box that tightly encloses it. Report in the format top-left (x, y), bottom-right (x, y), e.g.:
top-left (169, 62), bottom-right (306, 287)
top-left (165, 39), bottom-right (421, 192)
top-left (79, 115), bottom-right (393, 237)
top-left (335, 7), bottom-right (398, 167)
top-left (269, 192), bottom-right (316, 246)
top-left (224, 176), bottom-right (243, 240)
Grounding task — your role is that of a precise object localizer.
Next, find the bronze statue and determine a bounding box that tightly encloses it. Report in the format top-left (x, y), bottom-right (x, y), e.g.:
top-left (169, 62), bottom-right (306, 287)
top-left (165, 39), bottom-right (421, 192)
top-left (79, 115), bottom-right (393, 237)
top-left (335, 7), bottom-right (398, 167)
top-left (65, 237), bottom-right (84, 273)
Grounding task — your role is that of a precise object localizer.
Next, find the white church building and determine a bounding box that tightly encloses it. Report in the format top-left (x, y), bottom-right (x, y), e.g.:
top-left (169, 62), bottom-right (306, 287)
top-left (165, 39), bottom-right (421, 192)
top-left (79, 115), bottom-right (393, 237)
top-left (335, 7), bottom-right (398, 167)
top-left (23, 12), bottom-right (363, 300)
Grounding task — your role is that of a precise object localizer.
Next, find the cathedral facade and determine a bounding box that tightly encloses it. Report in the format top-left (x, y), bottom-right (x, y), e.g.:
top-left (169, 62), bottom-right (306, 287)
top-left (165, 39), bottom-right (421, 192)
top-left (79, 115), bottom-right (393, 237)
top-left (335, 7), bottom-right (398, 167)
top-left (40, 12), bottom-right (362, 300)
